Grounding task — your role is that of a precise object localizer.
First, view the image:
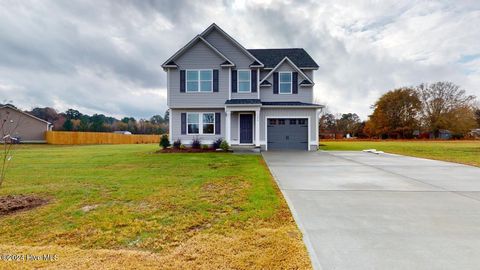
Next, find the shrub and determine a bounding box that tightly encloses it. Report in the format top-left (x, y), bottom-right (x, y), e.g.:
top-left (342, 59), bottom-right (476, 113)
top-left (212, 138), bottom-right (223, 149)
top-left (202, 144), bottom-right (209, 150)
top-left (173, 139), bottom-right (181, 149)
top-left (220, 140), bottom-right (230, 151)
top-left (179, 144), bottom-right (186, 150)
top-left (159, 134), bottom-right (170, 149)
top-left (191, 138), bottom-right (201, 149)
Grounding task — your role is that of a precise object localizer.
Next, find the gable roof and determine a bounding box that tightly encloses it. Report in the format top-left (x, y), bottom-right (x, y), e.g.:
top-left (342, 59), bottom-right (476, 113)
top-left (200, 23), bottom-right (264, 67)
top-left (0, 104), bottom-right (52, 125)
top-left (248, 48), bottom-right (319, 69)
top-left (162, 35), bottom-right (234, 68)
top-left (260, 57), bottom-right (314, 85)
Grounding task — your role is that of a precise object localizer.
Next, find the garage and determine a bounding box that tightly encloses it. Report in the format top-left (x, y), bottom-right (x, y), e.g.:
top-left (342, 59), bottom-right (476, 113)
top-left (267, 118), bottom-right (308, 150)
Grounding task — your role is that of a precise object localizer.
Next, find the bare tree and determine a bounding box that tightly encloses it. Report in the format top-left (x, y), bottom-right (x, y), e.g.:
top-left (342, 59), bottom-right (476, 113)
top-left (417, 82), bottom-right (476, 137)
top-left (0, 107), bottom-right (21, 187)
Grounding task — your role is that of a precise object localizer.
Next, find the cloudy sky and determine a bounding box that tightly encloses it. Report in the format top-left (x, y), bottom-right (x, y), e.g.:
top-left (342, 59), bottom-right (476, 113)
top-left (1, 0), bottom-right (479, 119)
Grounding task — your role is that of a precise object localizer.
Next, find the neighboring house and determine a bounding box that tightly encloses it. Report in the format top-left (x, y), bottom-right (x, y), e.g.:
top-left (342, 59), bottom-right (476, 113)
top-left (162, 23), bottom-right (323, 151)
top-left (0, 104), bottom-right (52, 142)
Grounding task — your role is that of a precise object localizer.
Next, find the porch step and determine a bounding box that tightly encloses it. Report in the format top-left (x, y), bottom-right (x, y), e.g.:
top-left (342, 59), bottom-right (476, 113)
top-left (231, 145), bottom-right (261, 154)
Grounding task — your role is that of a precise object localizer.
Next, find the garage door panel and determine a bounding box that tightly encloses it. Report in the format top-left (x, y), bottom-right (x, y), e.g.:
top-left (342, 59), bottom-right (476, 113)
top-left (267, 118), bottom-right (308, 150)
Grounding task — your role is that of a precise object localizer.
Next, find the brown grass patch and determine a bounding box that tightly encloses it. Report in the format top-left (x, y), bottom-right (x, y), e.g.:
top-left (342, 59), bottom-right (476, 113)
top-left (0, 224), bottom-right (310, 269)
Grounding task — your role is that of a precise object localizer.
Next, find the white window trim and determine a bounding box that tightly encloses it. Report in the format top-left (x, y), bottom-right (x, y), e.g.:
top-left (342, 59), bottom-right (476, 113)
top-left (185, 69), bottom-right (213, 93)
top-left (186, 112), bottom-right (215, 135)
top-left (279, 71), bottom-right (292, 94)
top-left (237, 69), bottom-right (251, 93)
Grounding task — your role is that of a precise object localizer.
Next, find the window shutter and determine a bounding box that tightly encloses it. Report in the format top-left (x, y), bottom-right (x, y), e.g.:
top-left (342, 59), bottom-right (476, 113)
top-left (231, 70), bottom-right (237, 93)
top-left (215, 112), bottom-right (221, 135)
top-left (292, 72), bottom-right (298, 94)
top-left (181, 113), bottom-right (186, 134)
top-left (213, 70), bottom-right (219, 92)
top-left (273, 72), bottom-right (279, 94)
top-left (251, 70), bottom-right (257, 93)
top-left (180, 70), bottom-right (186, 93)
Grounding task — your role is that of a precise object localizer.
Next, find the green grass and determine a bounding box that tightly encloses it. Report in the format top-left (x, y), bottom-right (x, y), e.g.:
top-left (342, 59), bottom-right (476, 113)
top-left (0, 144), bottom-right (311, 269)
top-left (319, 140), bottom-right (480, 167)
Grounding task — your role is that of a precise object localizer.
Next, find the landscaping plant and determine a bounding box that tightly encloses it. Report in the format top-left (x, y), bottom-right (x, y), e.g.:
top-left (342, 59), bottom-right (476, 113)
top-left (159, 134), bottom-right (170, 149)
top-left (191, 137), bottom-right (201, 149)
top-left (212, 138), bottom-right (223, 149)
top-left (173, 139), bottom-right (181, 149)
top-left (220, 140), bottom-right (230, 151)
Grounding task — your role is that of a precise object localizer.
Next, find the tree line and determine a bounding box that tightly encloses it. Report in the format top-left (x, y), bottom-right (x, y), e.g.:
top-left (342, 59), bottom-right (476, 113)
top-left (27, 107), bottom-right (169, 134)
top-left (320, 81), bottom-right (480, 139)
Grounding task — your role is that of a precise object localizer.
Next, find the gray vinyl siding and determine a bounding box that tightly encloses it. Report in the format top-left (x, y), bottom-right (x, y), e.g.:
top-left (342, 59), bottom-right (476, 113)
top-left (168, 40), bottom-right (229, 108)
top-left (170, 108), bottom-right (225, 144)
top-left (203, 29), bottom-right (253, 68)
top-left (204, 29), bottom-right (259, 100)
top-left (260, 62), bottom-right (313, 103)
top-left (232, 91), bottom-right (258, 99)
top-left (260, 108), bottom-right (318, 151)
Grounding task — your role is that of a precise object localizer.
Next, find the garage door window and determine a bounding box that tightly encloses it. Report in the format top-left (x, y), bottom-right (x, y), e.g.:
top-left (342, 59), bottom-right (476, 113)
top-left (290, 119), bottom-right (297, 125)
top-left (278, 119), bottom-right (285, 125)
top-left (269, 119), bottom-right (277, 125)
top-left (298, 119), bottom-right (306, 125)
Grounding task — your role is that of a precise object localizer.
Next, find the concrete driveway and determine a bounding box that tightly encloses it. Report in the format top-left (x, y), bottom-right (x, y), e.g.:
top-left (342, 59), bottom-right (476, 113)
top-left (262, 151), bottom-right (480, 270)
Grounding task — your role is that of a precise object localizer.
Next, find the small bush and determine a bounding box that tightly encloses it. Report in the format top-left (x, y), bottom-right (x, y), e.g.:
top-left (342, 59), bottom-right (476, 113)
top-left (212, 138), bottom-right (223, 149)
top-left (202, 144), bottom-right (209, 150)
top-left (220, 140), bottom-right (230, 151)
top-left (173, 139), bottom-right (181, 149)
top-left (179, 144), bottom-right (186, 150)
top-left (159, 134), bottom-right (170, 149)
top-left (191, 138), bottom-right (201, 149)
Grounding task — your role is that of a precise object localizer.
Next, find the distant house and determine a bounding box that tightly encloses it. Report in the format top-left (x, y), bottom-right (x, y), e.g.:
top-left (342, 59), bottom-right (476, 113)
top-left (0, 104), bottom-right (53, 142)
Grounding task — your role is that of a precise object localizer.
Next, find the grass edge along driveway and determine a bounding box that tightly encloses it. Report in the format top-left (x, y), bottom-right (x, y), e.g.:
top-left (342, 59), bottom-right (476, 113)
top-left (0, 144), bottom-right (311, 269)
top-left (320, 140), bottom-right (480, 167)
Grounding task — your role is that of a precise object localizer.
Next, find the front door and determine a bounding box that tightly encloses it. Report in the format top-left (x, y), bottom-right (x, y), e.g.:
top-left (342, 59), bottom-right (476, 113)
top-left (239, 114), bottom-right (253, 144)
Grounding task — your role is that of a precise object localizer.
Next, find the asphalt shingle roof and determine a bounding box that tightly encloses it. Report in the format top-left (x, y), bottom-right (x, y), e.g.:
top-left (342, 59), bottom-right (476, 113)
top-left (225, 99), bottom-right (262, 105)
top-left (248, 48), bottom-right (319, 69)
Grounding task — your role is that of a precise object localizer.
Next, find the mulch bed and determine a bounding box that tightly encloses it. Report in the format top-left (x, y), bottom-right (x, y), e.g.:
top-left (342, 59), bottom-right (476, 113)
top-left (158, 148), bottom-right (221, 153)
top-left (0, 195), bottom-right (49, 216)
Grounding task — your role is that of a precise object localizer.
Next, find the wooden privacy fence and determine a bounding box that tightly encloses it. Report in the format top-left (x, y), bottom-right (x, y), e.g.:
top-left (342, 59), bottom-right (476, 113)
top-left (46, 131), bottom-right (161, 145)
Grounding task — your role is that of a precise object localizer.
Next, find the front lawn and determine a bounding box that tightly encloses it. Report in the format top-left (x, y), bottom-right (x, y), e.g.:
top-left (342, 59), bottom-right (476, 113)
top-left (0, 144), bottom-right (310, 269)
top-left (319, 140), bottom-right (480, 167)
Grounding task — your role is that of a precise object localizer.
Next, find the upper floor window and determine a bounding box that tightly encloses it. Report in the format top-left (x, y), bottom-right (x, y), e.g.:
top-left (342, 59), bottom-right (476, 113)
top-left (237, 70), bottom-right (251, 93)
top-left (279, 72), bottom-right (292, 94)
top-left (186, 70), bottom-right (212, 92)
top-left (187, 112), bottom-right (215, 135)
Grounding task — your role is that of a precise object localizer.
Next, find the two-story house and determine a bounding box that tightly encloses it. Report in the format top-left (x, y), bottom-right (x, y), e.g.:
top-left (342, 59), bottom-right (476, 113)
top-left (162, 23), bottom-right (322, 151)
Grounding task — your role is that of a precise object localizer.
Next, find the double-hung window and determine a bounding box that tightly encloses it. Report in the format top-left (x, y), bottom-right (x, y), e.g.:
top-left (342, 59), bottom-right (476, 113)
top-left (237, 70), bottom-right (251, 93)
top-left (186, 70), bottom-right (212, 92)
top-left (187, 112), bottom-right (215, 135)
top-left (279, 72), bottom-right (292, 94)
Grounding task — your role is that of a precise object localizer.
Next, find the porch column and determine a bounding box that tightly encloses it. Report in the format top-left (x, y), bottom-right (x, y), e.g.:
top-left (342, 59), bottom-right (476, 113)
top-left (255, 109), bottom-right (260, 147)
top-left (226, 110), bottom-right (231, 144)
